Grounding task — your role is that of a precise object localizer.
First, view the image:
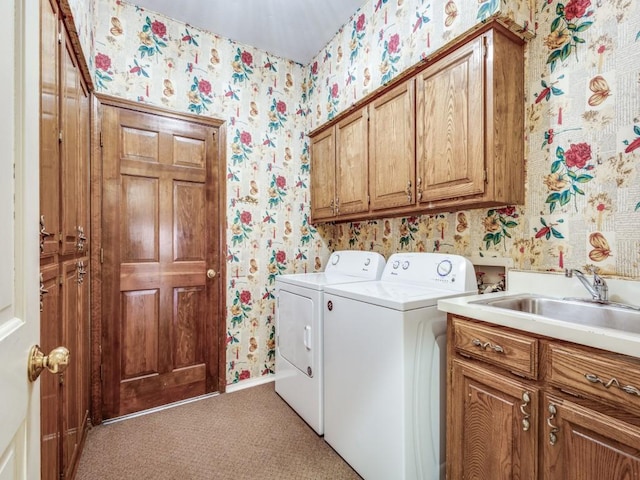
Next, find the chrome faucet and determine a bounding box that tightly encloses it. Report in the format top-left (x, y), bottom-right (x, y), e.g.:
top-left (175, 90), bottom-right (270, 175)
top-left (565, 268), bottom-right (608, 303)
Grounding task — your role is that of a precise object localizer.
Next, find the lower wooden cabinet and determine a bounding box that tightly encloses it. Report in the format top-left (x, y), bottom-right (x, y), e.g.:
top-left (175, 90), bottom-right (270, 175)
top-left (542, 392), bottom-right (640, 480)
top-left (447, 315), bottom-right (640, 480)
top-left (448, 359), bottom-right (538, 480)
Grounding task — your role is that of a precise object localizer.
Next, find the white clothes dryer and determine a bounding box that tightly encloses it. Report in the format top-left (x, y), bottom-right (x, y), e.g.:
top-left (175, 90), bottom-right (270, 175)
top-left (275, 250), bottom-right (385, 435)
top-left (323, 252), bottom-right (476, 480)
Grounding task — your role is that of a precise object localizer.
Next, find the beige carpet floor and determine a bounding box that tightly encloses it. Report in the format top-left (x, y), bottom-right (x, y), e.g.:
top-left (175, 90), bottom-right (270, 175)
top-left (76, 382), bottom-right (361, 480)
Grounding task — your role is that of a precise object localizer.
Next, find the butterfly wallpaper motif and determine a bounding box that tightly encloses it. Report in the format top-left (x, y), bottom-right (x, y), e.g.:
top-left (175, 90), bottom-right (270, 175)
top-left (64, 0), bottom-right (640, 386)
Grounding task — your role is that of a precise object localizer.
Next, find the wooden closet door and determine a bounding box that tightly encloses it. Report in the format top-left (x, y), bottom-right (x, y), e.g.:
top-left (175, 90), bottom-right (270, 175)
top-left (101, 103), bottom-right (222, 419)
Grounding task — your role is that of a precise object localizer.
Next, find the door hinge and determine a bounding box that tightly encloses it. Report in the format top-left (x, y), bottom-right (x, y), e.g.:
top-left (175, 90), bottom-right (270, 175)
top-left (99, 131), bottom-right (103, 148)
top-left (100, 247), bottom-right (104, 264)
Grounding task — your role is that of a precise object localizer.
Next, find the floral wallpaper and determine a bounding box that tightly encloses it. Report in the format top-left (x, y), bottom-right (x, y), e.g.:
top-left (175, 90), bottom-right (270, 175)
top-left (85, 0), bottom-right (640, 386)
top-left (309, 0), bottom-right (640, 280)
top-left (92, 0), bottom-right (328, 385)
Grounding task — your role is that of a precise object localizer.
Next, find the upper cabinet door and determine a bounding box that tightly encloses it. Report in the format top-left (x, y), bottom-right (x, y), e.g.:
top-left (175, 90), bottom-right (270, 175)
top-left (310, 127), bottom-right (337, 222)
top-left (369, 80), bottom-right (416, 211)
top-left (416, 36), bottom-right (484, 204)
top-left (335, 108), bottom-right (369, 216)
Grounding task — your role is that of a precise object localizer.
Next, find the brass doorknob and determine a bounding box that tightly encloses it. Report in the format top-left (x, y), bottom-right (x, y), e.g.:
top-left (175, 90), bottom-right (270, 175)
top-left (207, 269), bottom-right (216, 279)
top-left (28, 345), bottom-right (70, 382)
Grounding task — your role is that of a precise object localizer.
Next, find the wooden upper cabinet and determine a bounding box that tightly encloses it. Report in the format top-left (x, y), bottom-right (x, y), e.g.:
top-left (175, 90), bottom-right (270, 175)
top-left (416, 36), bottom-right (484, 203)
top-left (308, 22), bottom-right (525, 223)
top-left (335, 108), bottom-right (369, 216)
top-left (310, 127), bottom-right (336, 222)
top-left (417, 27), bottom-right (524, 209)
top-left (369, 80), bottom-right (415, 211)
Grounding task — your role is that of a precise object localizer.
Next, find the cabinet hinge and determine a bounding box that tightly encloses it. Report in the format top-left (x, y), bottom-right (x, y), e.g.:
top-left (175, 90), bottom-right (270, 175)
top-left (58, 131), bottom-right (63, 143)
top-left (100, 247), bottom-right (104, 264)
top-left (367, 195), bottom-right (370, 205)
top-left (57, 32), bottom-right (62, 44)
top-left (483, 169), bottom-right (488, 183)
top-left (482, 37), bottom-right (488, 58)
top-left (59, 275), bottom-right (63, 286)
top-left (99, 131), bottom-right (103, 148)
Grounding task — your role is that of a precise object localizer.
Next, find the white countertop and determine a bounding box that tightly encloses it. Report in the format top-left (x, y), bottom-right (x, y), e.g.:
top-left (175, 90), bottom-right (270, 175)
top-left (437, 270), bottom-right (640, 359)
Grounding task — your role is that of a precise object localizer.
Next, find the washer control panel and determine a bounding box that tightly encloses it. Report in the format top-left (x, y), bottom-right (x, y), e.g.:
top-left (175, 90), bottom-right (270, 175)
top-left (382, 253), bottom-right (476, 292)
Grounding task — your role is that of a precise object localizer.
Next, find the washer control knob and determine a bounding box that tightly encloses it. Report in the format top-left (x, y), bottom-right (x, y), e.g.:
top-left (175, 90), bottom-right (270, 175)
top-left (331, 254), bottom-right (340, 265)
top-left (402, 261), bottom-right (410, 270)
top-left (392, 260), bottom-right (400, 269)
top-left (437, 259), bottom-right (453, 277)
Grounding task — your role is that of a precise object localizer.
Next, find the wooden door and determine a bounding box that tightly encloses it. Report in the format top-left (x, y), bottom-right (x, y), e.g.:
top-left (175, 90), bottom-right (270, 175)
top-left (542, 393), bottom-right (640, 480)
top-left (0, 0), bottom-right (41, 476)
top-left (416, 36), bottom-right (484, 203)
top-left (448, 359), bottom-right (538, 480)
top-left (336, 108), bottom-right (369, 216)
top-left (369, 80), bottom-right (416, 211)
top-left (101, 102), bottom-right (223, 419)
top-left (310, 127), bottom-right (336, 222)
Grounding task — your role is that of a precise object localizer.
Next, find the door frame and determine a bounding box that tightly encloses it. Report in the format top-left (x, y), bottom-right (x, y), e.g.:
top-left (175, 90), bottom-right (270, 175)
top-left (89, 94), bottom-right (227, 425)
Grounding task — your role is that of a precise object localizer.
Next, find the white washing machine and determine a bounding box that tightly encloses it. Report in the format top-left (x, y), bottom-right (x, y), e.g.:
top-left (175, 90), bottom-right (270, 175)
top-left (275, 250), bottom-right (386, 435)
top-left (323, 252), bottom-right (476, 480)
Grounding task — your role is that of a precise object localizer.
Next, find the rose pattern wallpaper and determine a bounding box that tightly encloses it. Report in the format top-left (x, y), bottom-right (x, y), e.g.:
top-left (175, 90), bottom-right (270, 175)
top-left (71, 0), bottom-right (639, 386)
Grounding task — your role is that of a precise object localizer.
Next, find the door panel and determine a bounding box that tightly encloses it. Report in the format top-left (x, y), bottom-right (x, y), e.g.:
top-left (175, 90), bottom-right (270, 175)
top-left (101, 103), bottom-right (221, 419)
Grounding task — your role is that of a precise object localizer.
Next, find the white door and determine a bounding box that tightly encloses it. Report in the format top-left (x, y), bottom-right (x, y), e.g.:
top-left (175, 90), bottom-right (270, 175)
top-left (0, 0), bottom-right (41, 478)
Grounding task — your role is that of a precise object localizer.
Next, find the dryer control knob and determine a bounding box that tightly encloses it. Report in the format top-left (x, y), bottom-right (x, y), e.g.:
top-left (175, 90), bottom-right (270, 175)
top-left (392, 260), bottom-right (400, 269)
top-left (364, 258), bottom-right (371, 266)
top-left (331, 254), bottom-right (340, 265)
top-left (402, 261), bottom-right (410, 270)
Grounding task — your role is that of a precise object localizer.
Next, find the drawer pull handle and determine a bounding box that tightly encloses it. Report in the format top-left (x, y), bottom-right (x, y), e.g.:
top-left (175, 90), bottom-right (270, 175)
top-left (547, 403), bottom-right (559, 446)
top-left (520, 391), bottom-right (531, 431)
top-left (584, 373), bottom-right (640, 397)
top-left (406, 180), bottom-right (413, 203)
top-left (471, 338), bottom-right (504, 353)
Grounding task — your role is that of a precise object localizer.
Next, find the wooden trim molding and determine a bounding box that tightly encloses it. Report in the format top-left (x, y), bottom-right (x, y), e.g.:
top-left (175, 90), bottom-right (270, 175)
top-left (58, 0), bottom-right (93, 91)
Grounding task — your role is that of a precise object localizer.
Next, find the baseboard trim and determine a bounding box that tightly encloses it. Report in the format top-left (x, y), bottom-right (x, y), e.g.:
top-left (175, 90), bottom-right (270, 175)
top-left (226, 374), bottom-right (275, 393)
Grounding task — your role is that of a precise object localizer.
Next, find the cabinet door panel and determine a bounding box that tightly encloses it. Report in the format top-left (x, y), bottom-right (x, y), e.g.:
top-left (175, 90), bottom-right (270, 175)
top-left (60, 31), bottom-right (80, 255)
top-left (336, 109), bottom-right (368, 216)
top-left (449, 359), bottom-right (538, 480)
top-left (369, 81), bottom-right (415, 210)
top-left (543, 393), bottom-right (640, 480)
top-left (40, 0), bottom-right (60, 257)
top-left (310, 127), bottom-right (336, 221)
top-left (417, 36), bottom-right (484, 203)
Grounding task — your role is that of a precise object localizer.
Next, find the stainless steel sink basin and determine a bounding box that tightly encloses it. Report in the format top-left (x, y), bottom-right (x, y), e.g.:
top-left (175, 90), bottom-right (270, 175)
top-left (470, 294), bottom-right (640, 334)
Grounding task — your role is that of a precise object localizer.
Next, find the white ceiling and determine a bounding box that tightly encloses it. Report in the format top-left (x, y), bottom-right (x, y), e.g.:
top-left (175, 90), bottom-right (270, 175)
top-left (129, 0), bottom-right (368, 65)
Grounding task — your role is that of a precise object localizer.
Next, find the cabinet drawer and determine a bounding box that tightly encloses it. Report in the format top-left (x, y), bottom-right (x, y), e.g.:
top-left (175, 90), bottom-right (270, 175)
top-left (452, 317), bottom-right (538, 378)
top-left (549, 344), bottom-right (640, 413)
